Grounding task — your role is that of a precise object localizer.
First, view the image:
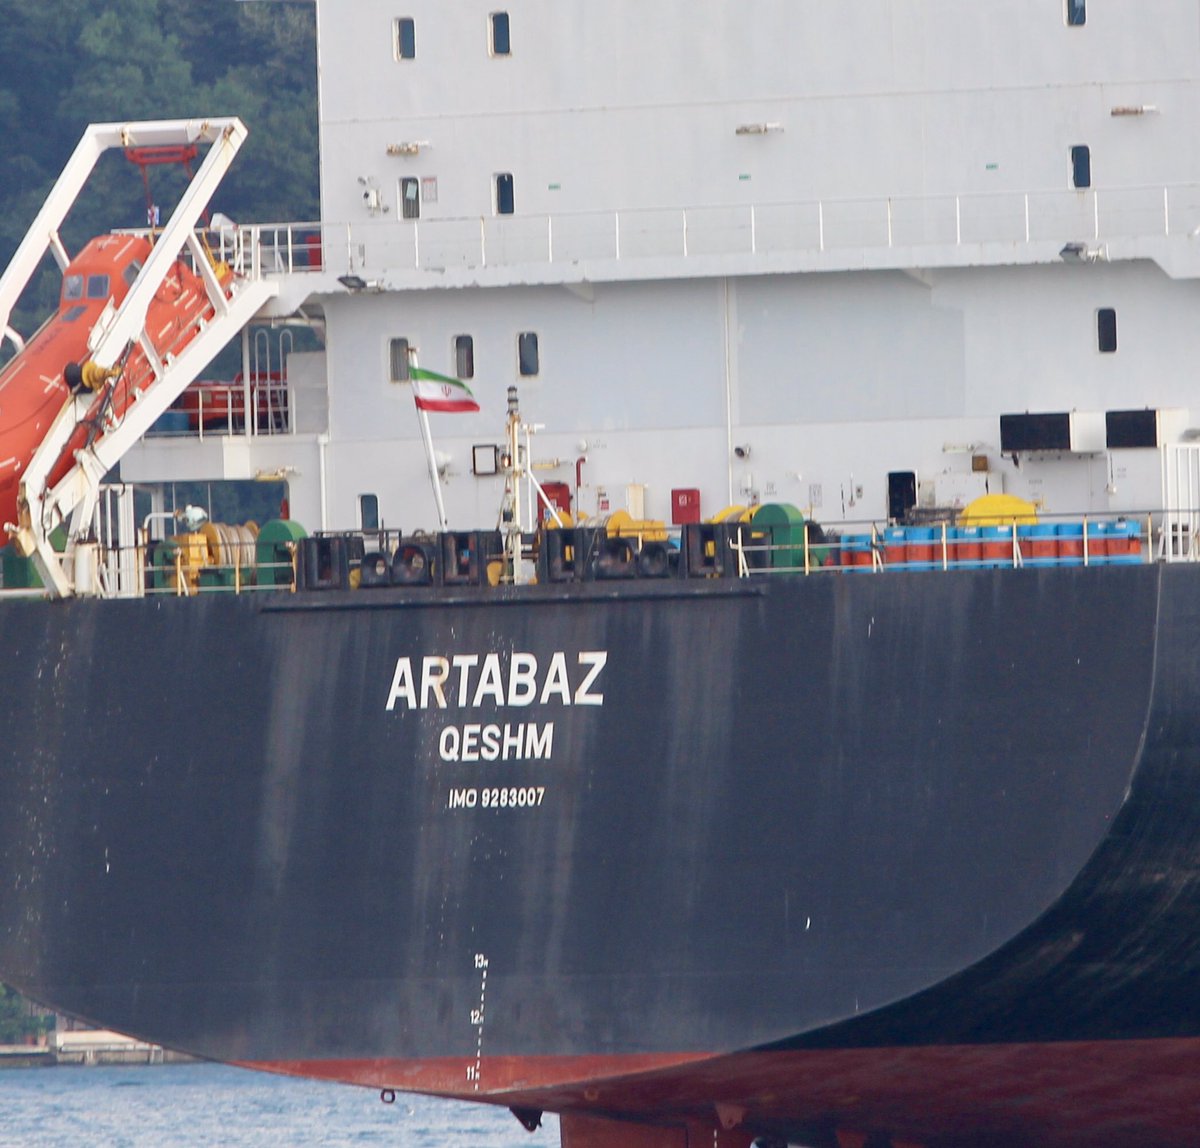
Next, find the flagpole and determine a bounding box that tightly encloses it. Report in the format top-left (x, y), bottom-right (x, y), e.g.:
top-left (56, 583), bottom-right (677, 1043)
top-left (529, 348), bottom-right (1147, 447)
top-left (408, 349), bottom-right (449, 531)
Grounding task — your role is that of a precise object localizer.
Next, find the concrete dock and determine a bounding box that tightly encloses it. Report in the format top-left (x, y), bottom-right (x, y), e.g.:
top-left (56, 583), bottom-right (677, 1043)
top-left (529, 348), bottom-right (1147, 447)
top-left (0, 1030), bottom-right (196, 1068)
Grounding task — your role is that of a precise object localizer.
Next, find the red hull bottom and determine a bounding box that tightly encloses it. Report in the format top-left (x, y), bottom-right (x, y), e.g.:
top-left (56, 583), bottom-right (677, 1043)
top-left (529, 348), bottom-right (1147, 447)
top-left (242, 1038), bottom-right (1200, 1148)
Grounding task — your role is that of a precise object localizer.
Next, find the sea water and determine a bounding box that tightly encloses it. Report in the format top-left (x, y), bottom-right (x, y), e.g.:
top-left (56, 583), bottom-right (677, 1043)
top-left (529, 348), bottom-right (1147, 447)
top-left (0, 1061), bottom-right (560, 1147)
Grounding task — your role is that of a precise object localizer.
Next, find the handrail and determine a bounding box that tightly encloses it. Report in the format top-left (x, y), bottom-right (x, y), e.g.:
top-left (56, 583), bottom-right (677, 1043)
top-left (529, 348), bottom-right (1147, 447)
top-left (113, 180), bottom-right (1200, 283)
top-left (12, 510), bottom-right (1196, 603)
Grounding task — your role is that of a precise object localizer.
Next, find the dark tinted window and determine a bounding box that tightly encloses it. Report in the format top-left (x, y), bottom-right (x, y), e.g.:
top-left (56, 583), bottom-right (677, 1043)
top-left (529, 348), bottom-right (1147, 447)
top-left (86, 275), bottom-right (110, 299)
top-left (518, 332), bottom-right (539, 376)
top-left (1097, 308), bottom-right (1117, 353)
top-left (395, 18), bottom-right (415, 59)
top-left (1071, 145), bottom-right (1091, 189)
top-left (496, 173), bottom-right (515, 215)
top-left (1066, 0), bottom-right (1085, 26)
top-left (389, 338), bottom-right (411, 381)
top-left (1106, 410), bottom-right (1156, 448)
top-left (62, 275), bottom-right (84, 301)
top-left (360, 494), bottom-right (380, 530)
top-left (454, 335), bottom-right (475, 379)
top-left (1000, 413), bottom-right (1073, 453)
top-left (60, 305), bottom-right (87, 323)
top-left (491, 12), bottom-right (510, 55)
top-left (401, 177), bottom-right (420, 220)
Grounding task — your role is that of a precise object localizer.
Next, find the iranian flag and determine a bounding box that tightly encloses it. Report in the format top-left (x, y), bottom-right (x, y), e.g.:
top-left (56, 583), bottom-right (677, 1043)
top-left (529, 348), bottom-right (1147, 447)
top-left (409, 366), bottom-right (479, 413)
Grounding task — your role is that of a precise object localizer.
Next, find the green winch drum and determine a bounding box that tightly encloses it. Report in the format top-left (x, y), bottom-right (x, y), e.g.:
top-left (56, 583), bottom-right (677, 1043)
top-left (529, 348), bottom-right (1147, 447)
top-left (255, 519), bottom-right (308, 587)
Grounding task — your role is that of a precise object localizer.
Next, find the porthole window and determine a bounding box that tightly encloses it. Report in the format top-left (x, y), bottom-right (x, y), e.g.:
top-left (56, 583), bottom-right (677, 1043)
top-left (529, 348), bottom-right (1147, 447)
top-left (454, 335), bottom-right (475, 379)
top-left (1071, 145), bottom-right (1091, 189)
top-left (389, 337), bottom-right (411, 381)
top-left (490, 12), bottom-right (511, 56)
top-left (400, 177), bottom-right (420, 220)
top-left (360, 494), bottom-right (380, 530)
top-left (518, 332), bottom-right (539, 377)
top-left (1097, 308), bottom-right (1117, 353)
top-left (495, 173), bottom-right (515, 215)
top-left (394, 17), bottom-right (415, 60)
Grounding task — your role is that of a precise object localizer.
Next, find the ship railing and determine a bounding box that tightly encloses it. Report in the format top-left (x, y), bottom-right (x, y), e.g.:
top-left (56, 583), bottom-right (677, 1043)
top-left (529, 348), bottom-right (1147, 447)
top-left (112, 181), bottom-right (1200, 284)
top-left (201, 222), bottom-right (325, 278)
top-left (735, 512), bottom-right (1162, 576)
top-left (22, 512), bottom-right (1200, 600)
top-left (229, 183), bottom-right (1200, 281)
top-left (135, 545), bottom-right (298, 597)
top-left (130, 527), bottom-right (408, 596)
top-left (160, 377), bottom-right (291, 439)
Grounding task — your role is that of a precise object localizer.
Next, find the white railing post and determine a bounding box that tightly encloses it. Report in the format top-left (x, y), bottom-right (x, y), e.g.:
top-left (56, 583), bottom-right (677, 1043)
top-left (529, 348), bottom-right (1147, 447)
top-left (241, 181), bottom-right (1200, 285)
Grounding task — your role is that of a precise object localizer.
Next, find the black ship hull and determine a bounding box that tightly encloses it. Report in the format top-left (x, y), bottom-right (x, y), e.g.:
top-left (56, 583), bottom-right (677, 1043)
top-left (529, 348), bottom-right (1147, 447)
top-left (3, 564), bottom-right (1200, 1146)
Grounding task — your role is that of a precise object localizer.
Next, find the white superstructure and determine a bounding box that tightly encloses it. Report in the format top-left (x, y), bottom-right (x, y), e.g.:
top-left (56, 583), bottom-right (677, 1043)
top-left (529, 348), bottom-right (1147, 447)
top-left (121, 0), bottom-right (1200, 537)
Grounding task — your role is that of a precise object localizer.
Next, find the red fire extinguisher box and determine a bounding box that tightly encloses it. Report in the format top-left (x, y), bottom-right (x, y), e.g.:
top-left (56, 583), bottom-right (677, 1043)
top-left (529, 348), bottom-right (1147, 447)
top-left (541, 481), bottom-right (573, 521)
top-left (671, 488), bottom-right (701, 525)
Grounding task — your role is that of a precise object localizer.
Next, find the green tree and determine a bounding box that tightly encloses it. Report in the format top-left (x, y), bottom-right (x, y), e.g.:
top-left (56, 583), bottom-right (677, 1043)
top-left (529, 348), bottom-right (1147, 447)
top-left (0, 984), bottom-right (44, 1043)
top-left (0, 0), bottom-right (318, 360)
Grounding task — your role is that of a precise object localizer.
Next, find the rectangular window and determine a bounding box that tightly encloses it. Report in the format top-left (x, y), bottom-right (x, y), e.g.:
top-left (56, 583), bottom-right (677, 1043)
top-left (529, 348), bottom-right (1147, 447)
top-left (360, 494), bottom-right (380, 531)
top-left (1071, 145), bottom-right (1091, 189)
top-left (394, 17), bottom-right (415, 60)
top-left (1065, 0), bottom-right (1086, 26)
top-left (490, 12), bottom-right (511, 56)
top-left (400, 177), bottom-right (420, 220)
top-left (518, 332), bottom-right (539, 377)
top-left (495, 172), bottom-right (515, 215)
top-left (389, 337), bottom-right (411, 381)
top-left (1097, 308), bottom-right (1117, 353)
top-left (454, 335), bottom-right (475, 379)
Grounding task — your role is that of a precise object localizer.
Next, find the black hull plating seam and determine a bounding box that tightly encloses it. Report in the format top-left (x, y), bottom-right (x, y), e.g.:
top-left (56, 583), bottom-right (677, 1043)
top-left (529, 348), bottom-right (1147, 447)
top-left (259, 580), bottom-right (768, 613)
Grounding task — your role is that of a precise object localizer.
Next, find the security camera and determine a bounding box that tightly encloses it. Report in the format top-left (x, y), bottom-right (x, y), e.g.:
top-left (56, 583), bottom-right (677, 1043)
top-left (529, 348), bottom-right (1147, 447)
top-left (734, 444), bottom-right (751, 460)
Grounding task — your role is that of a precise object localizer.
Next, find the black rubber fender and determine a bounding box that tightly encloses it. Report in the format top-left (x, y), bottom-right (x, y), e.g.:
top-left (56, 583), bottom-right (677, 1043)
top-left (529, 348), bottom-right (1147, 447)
top-left (359, 551), bottom-right (391, 588)
top-left (637, 541), bottom-right (671, 578)
top-left (392, 541), bottom-right (435, 586)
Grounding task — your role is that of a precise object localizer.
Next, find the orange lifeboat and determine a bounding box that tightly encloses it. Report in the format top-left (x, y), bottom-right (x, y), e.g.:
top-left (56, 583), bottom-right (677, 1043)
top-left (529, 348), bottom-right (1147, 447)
top-left (0, 232), bottom-right (233, 545)
top-left (0, 234), bottom-right (149, 544)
